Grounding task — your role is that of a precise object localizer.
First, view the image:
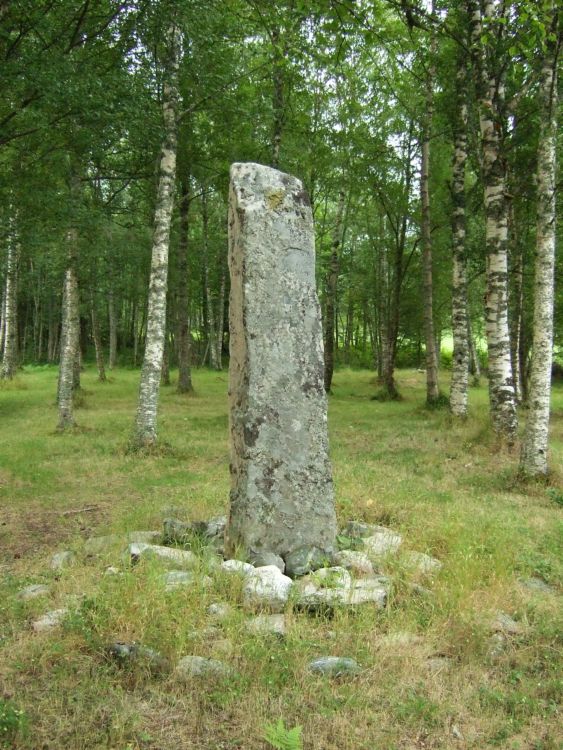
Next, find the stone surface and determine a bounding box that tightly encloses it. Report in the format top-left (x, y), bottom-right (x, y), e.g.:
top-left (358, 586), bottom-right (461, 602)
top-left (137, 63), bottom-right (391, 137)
top-left (163, 517), bottom-right (191, 544)
top-left (50, 551), bottom-right (75, 570)
top-left (192, 516), bottom-right (227, 540)
top-left (426, 656), bottom-right (452, 672)
top-left (104, 566), bottom-right (122, 576)
top-left (175, 655), bottom-right (233, 680)
top-left (333, 550), bottom-right (375, 577)
top-left (308, 656), bottom-right (361, 677)
top-left (297, 574), bottom-right (389, 610)
top-left (221, 559), bottom-right (254, 575)
top-left (246, 614), bottom-right (286, 637)
top-left (451, 724), bottom-right (464, 741)
top-left (126, 542), bottom-right (197, 569)
top-left (18, 584), bottom-right (50, 600)
top-left (162, 570), bottom-right (195, 591)
top-left (341, 521), bottom-right (384, 539)
top-left (86, 531), bottom-right (160, 555)
top-left (519, 577), bottom-right (555, 594)
top-left (250, 551), bottom-right (286, 572)
top-left (107, 642), bottom-right (170, 673)
top-left (284, 547), bottom-right (329, 578)
top-left (491, 612), bottom-right (523, 635)
top-left (310, 566), bottom-right (352, 589)
top-left (32, 608), bottom-right (68, 632)
top-left (362, 528), bottom-right (402, 558)
top-left (402, 551), bottom-right (442, 575)
top-left (242, 565), bottom-right (293, 613)
top-left (225, 162), bottom-right (337, 562)
top-left (207, 602), bottom-right (234, 620)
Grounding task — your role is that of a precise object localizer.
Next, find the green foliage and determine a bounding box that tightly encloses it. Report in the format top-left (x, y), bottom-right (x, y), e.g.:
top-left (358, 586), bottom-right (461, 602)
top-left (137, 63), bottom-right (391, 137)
top-left (263, 719), bottom-right (303, 750)
top-left (546, 488), bottom-right (563, 508)
top-left (0, 699), bottom-right (27, 746)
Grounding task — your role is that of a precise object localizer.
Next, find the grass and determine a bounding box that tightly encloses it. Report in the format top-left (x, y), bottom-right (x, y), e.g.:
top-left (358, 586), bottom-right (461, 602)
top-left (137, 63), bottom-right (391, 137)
top-left (0, 365), bottom-right (561, 749)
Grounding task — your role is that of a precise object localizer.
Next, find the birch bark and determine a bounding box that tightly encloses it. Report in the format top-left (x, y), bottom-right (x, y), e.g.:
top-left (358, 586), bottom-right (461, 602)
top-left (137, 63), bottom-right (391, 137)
top-left (520, 11), bottom-right (559, 477)
top-left (449, 50), bottom-right (470, 417)
top-left (132, 23), bottom-right (180, 449)
top-left (468, 0), bottom-right (517, 444)
top-left (1, 215), bottom-right (19, 380)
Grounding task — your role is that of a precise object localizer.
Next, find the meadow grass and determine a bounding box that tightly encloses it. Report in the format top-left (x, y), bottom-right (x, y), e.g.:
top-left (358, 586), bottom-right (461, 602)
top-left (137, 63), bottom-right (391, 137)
top-left (0, 365), bottom-right (561, 749)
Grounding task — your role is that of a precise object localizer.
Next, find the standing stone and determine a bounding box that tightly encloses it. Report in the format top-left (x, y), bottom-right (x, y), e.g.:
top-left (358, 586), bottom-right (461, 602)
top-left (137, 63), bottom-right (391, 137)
top-left (225, 163), bottom-right (337, 563)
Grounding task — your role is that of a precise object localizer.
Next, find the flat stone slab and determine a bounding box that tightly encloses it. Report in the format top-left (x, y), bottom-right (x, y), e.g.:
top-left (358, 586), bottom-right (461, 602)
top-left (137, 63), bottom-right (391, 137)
top-left (250, 551), bottom-right (285, 572)
top-left (362, 528), bottom-right (402, 558)
top-left (308, 656), bottom-right (361, 677)
top-left (297, 573), bottom-right (389, 610)
top-left (175, 655), bottom-right (233, 680)
top-left (246, 614), bottom-right (286, 637)
top-left (107, 642), bottom-right (170, 673)
top-left (333, 550), bottom-right (375, 577)
top-left (32, 608), bottom-right (68, 632)
top-left (225, 162), bottom-right (337, 562)
top-left (221, 559), bottom-right (254, 575)
top-left (50, 551), bottom-right (75, 570)
top-left (126, 543), bottom-right (197, 569)
top-left (242, 565), bottom-right (293, 613)
top-left (18, 584), bottom-right (50, 601)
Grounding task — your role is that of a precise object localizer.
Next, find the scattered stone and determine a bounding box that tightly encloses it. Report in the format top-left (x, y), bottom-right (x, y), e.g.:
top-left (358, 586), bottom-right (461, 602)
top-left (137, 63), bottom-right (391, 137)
top-left (402, 551), bottom-right (442, 575)
top-left (297, 574), bottom-right (389, 610)
top-left (308, 656), bottom-right (361, 678)
top-left (362, 528), bottom-right (402, 558)
top-left (175, 655), bottom-right (233, 680)
top-left (162, 570), bottom-right (194, 591)
top-left (310, 566), bottom-right (352, 590)
top-left (451, 724), bottom-right (464, 741)
top-left (50, 551), bottom-right (75, 570)
top-left (519, 577), bottom-right (555, 594)
top-left (341, 521), bottom-right (384, 539)
top-left (107, 642), bottom-right (170, 673)
top-left (32, 608), bottom-right (68, 632)
top-left (126, 542), bottom-right (197, 569)
top-left (225, 163), bottom-right (337, 562)
top-left (285, 547), bottom-right (328, 578)
top-left (250, 551), bottom-right (285, 573)
top-left (104, 566), bottom-right (122, 576)
top-left (242, 565), bottom-right (293, 613)
top-left (409, 583), bottom-right (434, 597)
top-left (246, 614), bottom-right (286, 637)
top-left (207, 602), bottom-right (234, 620)
top-left (192, 516), bottom-right (227, 540)
top-left (333, 550), bottom-right (375, 577)
top-left (491, 612), bottom-right (523, 635)
top-left (221, 559), bottom-right (254, 575)
top-left (163, 518), bottom-right (191, 544)
top-left (18, 584), bottom-right (50, 601)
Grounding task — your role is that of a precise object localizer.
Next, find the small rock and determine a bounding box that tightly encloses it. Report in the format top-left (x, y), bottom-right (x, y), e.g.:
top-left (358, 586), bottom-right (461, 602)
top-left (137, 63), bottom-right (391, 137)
top-left (333, 550), bottom-right (375, 577)
top-left (311, 566), bottom-right (352, 589)
top-left (126, 542), bottom-right (197, 569)
top-left (163, 518), bottom-right (191, 544)
top-left (491, 612), bottom-right (523, 635)
top-left (207, 602), bottom-right (234, 620)
top-left (341, 521), bottom-right (383, 539)
top-left (32, 608), bottom-right (68, 632)
top-left (297, 575), bottom-right (389, 610)
top-left (486, 633), bottom-right (506, 661)
top-left (402, 551), bottom-right (442, 575)
top-left (519, 577), bottom-right (555, 594)
top-left (221, 559), bottom-right (254, 575)
top-left (284, 547), bottom-right (328, 578)
top-left (50, 551), bottom-right (75, 570)
top-left (107, 642), bottom-right (170, 673)
top-left (175, 655), bottom-right (233, 680)
top-left (426, 656), bottom-right (452, 672)
top-left (362, 528), bottom-right (402, 558)
top-left (249, 551), bottom-right (285, 572)
top-left (162, 570), bottom-right (194, 590)
top-left (308, 656), bottom-right (361, 677)
top-left (246, 614), bottom-right (286, 637)
top-left (242, 565), bottom-right (293, 613)
top-left (18, 584), bottom-right (50, 601)
top-left (409, 583), bottom-right (434, 597)
top-left (191, 515), bottom-right (227, 540)
top-left (451, 724), bottom-right (464, 741)
top-left (104, 566), bottom-right (122, 576)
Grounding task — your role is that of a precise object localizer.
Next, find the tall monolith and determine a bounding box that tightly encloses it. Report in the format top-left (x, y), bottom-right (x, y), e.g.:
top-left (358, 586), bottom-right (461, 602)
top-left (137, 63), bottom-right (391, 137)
top-left (225, 162), bottom-right (337, 573)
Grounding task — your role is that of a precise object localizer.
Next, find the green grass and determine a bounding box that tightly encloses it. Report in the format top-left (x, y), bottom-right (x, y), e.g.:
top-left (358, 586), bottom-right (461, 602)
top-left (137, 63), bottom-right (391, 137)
top-left (0, 365), bottom-right (561, 749)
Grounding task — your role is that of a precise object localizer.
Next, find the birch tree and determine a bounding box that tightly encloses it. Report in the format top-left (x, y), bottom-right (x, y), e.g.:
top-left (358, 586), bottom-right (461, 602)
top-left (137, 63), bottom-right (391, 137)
top-left (131, 22), bottom-right (181, 450)
top-left (519, 4), bottom-right (560, 477)
top-left (1, 211), bottom-right (19, 380)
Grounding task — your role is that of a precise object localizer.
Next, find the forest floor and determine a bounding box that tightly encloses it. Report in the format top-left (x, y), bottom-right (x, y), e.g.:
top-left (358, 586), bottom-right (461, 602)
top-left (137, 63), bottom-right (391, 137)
top-left (0, 366), bottom-right (561, 750)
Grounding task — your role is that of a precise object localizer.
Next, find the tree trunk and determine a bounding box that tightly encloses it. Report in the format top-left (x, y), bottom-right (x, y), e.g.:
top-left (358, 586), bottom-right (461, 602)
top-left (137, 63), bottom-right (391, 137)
top-left (90, 289), bottom-right (106, 382)
top-left (271, 25), bottom-right (284, 167)
top-left (176, 175), bottom-right (194, 393)
top-left (202, 188), bottom-right (220, 371)
top-left (1, 219), bottom-right (19, 380)
top-left (132, 23), bottom-right (180, 450)
top-left (508, 214), bottom-right (524, 403)
top-left (469, 0), bottom-right (517, 445)
top-left (215, 250), bottom-right (227, 371)
top-left (450, 49), bottom-right (470, 417)
top-left (519, 12), bottom-right (558, 477)
top-left (108, 284), bottom-right (117, 370)
top-left (161, 333), bottom-right (170, 386)
top-left (57, 169), bottom-right (80, 431)
top-left (324, 190), bottom-right (345, 392)
top-left (421, 22), bottom-right (440, 405)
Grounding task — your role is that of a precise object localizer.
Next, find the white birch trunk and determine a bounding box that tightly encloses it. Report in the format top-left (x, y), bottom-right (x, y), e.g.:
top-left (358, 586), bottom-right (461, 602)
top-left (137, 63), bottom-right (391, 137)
top-left (519, 15), bottom-right (559, 477)
top-left (132, 24), bottom-right (180, 449)
top-left (1, 218), bottom-right (19, 380)
top-left (469, 0), bottom-right (517, 444)
top-left (450, 50), bottom-right (470, 417)
top-left (57, 233), bottom-right (80, 430)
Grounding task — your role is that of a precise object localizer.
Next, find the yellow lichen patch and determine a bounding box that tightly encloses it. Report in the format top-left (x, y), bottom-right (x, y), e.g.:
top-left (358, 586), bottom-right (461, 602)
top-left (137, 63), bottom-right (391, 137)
top-left (265, 188), bottom-right (284, 210)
